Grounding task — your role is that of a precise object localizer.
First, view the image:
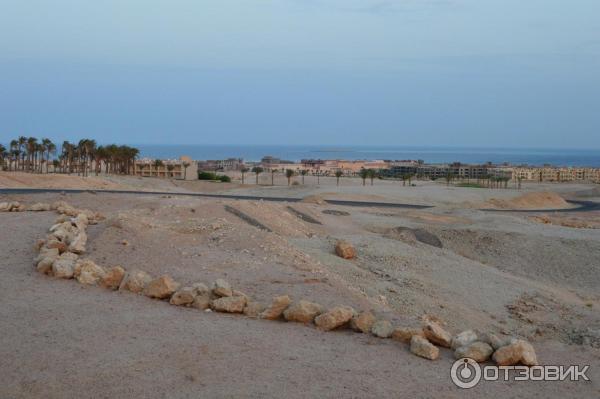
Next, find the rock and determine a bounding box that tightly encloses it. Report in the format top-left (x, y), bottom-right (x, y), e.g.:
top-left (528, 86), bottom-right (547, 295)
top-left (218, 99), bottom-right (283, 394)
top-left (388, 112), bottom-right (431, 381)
top-left (34, 238), bottom-right (46, 251)
top-left (335, 240), bottom-right (356, 259)
top-left (314, 306), bottom-right (355, 331)
top-left (5, 201), bottom-right (25, 212)
top-left (350, 311), bottom-right (376, 333)
top-left (232, 290), bottom-right (249, 300)
top-left (392, 327), bottom-right (425, 343)
top-left (46, 239), bottom-right (68, 253)
top-left (492, 340), bottom-right (538, 366)
top-left (74, 259), bottom-right (105, 285)
top-left (52, 252), bottom-right (80, 279)
top-left (211, 296), bottom-right (247, 313)
top-left (49, 222), bottom-right (76, 244)
top-left (410, 335), bottom-right (440, 360)
top-left (480, 332), bottom-right (515, 350)
top-left (68, 231), bottom-right (87, 254)
top-left (57, 204), bottom-right (78, 216)
top-left (51, 200), bottom-right (70, 210)
top-left (49, 222), bottom-right (66, 233)
top-left (423, 320), bottom-right (452, 348)
top-left (283, 300), bottom-right (323, 323)
top-left (144, 275), bottom-right (180, 299)
top-left (100, 266), bottom-right (126, 290)
top-left (451, 330), bottom-right (479, 350)
top-left (119, 269), bottom-right (153, 293)
top-left (170, 287), bottom-right (197, 306)
top-left (212, 279), bottom-right (232, 297)
top-left (29, 202), bottom-right (51, 211)
top-left (372, 320), bottom-right (394, 338)
top-left (36, 257), bottom-right (55, 275)
top-left (36, 247), bottom-right (60, 274)
top-left (192, 282), bottom-right (210, 296)
top-left (78, 209), bottom-right (103, 224)
top-left (35, 246), bottom-right (59, 264)
top-left (74, 213), bottom-right (89, 230)
top-left (260, 295), bottom-right (292, 320)
top-left (455, 341), bottom-right (494, 362)
top-left (243, 301), bottom-right (266, 318)
top-left (192, 295), bottom-right (211, 310)
top-left (55, 214), bottom-right (71, 223)
top-left (0, 202), bottom-right (9, 212)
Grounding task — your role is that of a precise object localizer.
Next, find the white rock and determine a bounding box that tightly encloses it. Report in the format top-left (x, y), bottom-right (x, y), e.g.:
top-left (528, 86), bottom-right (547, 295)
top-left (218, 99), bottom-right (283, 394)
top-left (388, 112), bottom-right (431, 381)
top-left (451, 330), bottom-right (479, 350)
top-left (371, 320), bottom-right (394, 338)
top-left (454, 341), bottom-right (494, 362)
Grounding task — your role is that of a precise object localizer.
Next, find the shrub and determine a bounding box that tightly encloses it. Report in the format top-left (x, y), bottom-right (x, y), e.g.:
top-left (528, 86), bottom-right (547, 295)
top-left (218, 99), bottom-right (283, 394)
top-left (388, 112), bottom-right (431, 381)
top-left (198, 171), bottom-right (218, 180)
top-left (219, 175), bottom-right (231, 183)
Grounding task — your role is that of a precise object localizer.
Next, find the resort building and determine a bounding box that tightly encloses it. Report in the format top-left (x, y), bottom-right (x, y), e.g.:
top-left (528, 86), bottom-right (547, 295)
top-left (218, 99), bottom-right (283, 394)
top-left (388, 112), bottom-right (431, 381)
top-left (511, 167), bottom-right (600, 183)
top-left (133, 156), bottom-right (198, 180)
top-left (197, 158), bottom-right (245, 171)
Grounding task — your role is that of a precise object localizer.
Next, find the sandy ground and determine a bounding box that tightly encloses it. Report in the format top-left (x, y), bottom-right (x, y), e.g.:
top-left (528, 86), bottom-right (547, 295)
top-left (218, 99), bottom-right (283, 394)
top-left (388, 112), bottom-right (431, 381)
top-left (1, 173), bottom-right (600, 398)
top-left (0, 171), bottom-right (238, 193)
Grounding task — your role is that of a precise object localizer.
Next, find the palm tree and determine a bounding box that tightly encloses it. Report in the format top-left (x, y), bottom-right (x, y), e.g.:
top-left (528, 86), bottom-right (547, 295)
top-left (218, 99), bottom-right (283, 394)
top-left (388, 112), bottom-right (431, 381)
top-left (335, 170), bottom-right (343, 186)
top-left (252, 166), bottom-right (263, 184)
top-left (240, 167), bottom-right (249, 184)
top-left (43, 139), bottom-right (56, 173)
top-left (367, 169), bottom-right (377, 185)
top-left (18, 136), bottom-right (27, 171)
top-left (300, 169), bottom-right (308, 184)
top-left (271, 169), bottom-right (277, 185)
top-left (61, 141), bottom-right (75, 174)
top-left (167, 164), bottom-right (175, 178)
top-left (285, 169), bottom-right (295, 186)
top-left (401, 174), bottom-right (408, 186)
top-left (35, 142), bottom-right (44, 173)
top-left (9, 140), bottom-right (18, 171)
top-left (359, 168), bottom-right (369, 186)
top-left (0, 144), bottom-right (6, 170)
top-left (26, 137), bottom-right (38, 172)
top-left (153, 159), bottom-right (164, 177)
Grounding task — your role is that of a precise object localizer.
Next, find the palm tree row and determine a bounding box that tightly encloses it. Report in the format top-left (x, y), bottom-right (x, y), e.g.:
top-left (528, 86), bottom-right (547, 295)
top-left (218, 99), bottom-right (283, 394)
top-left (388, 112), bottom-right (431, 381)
top-left (1, 136), bottom-right (57, 173)
top-left (1, 136), bottom-right (139, 176)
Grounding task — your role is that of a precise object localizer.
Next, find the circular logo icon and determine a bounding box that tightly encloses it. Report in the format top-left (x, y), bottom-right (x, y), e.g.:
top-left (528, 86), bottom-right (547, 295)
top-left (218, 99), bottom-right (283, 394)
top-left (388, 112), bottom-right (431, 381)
top-left (450, 358), bottom-right (482, 389)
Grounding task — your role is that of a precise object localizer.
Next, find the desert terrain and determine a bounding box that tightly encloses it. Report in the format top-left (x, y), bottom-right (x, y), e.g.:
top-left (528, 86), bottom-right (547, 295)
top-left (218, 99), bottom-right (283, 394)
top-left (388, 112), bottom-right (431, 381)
top-left (1, 171), bottom-right (599, 398)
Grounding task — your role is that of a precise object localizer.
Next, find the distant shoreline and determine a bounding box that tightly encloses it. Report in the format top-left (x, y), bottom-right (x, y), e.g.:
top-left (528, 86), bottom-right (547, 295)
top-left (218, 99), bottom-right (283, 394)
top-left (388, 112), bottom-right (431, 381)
top-left (131, 144), bottom-right (600, 168)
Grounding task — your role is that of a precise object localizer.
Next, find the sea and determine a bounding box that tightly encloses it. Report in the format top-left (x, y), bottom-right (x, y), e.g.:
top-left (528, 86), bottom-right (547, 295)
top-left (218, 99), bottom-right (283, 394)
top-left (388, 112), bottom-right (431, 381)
top-left (134, 145), bottom-right (600, 168)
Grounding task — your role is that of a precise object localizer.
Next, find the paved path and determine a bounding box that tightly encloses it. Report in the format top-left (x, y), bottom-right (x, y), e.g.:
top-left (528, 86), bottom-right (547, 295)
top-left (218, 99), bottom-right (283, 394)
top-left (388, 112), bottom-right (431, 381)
top-left (480, 199), bottom-right (600, 213)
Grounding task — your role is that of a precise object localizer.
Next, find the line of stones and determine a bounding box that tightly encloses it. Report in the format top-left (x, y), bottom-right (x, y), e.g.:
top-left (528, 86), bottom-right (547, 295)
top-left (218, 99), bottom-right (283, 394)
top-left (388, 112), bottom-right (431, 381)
top-left (28, 200), bottom-right (538, 367)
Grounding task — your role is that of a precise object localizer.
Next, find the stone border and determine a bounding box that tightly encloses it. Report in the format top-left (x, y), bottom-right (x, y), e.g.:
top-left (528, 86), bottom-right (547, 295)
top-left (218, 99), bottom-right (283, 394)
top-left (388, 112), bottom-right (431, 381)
top-left (12, 200), bottom-right (538, 367)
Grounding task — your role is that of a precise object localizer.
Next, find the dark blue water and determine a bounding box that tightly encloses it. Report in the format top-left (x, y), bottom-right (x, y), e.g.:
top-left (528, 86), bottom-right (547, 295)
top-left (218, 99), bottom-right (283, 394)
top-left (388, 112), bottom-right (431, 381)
top-left (134, 145), bottom-right (600, 167)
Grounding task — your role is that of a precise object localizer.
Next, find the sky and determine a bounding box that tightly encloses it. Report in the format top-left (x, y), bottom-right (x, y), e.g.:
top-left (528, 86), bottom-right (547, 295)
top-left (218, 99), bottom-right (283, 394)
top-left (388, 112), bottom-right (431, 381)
top-left (0, 0), bottom-right (599, 148)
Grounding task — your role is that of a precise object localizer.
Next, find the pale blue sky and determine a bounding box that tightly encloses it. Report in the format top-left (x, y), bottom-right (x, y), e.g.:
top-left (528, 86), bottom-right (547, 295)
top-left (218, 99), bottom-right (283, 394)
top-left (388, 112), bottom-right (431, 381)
top-left (1, 0), bottom-right (599, 147)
